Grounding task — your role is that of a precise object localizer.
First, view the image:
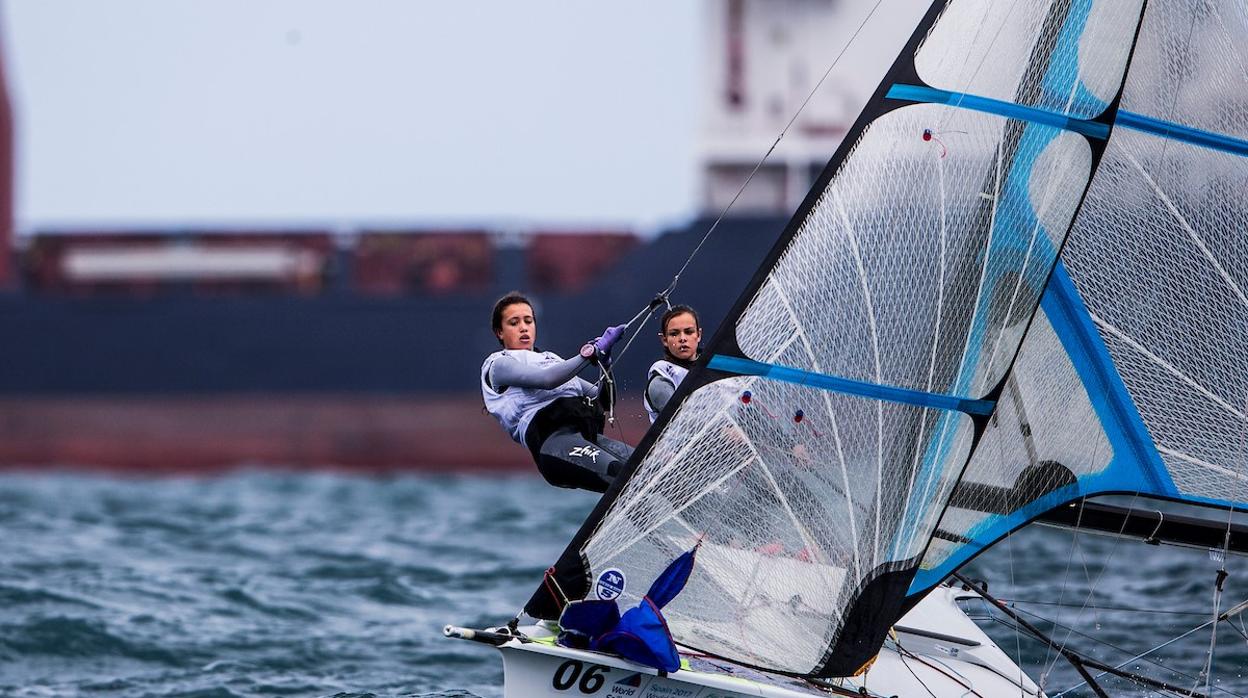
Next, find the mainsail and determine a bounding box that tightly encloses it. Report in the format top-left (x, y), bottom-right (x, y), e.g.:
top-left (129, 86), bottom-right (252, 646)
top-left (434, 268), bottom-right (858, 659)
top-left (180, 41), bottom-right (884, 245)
top-left (525, 0), bottom-right (1248, 679)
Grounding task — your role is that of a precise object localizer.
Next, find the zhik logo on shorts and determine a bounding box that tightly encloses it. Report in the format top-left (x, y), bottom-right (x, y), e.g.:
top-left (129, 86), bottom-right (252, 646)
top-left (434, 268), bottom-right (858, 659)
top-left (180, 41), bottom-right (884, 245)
top-left (569, 445), bottom-right (601, 463)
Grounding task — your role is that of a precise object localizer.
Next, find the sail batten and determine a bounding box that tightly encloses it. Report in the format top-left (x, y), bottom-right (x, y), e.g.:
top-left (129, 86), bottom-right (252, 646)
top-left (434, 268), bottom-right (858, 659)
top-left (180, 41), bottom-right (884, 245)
top-left (888, 83), bottom-right (1111, 137)
top-left (1117, 110), bottom-right (1248, 157)
top-left (707, 355), bottom-right (996, 415)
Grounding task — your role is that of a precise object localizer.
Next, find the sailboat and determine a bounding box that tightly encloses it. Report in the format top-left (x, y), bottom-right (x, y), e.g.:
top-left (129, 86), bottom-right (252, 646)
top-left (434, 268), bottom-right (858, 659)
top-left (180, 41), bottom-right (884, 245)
top-left (447, 0), bottom-right (1248, 694)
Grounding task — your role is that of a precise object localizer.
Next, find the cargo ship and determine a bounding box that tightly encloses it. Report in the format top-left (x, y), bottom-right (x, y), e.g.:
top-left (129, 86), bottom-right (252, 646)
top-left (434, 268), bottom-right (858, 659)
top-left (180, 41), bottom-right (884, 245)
top-left (0, 0), bottom-right (874, 470)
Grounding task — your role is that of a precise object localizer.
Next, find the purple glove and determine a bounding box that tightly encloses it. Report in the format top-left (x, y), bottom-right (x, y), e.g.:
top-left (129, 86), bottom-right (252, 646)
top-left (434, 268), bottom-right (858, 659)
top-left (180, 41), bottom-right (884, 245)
top-left (591, 324), bottom-right (628, 355)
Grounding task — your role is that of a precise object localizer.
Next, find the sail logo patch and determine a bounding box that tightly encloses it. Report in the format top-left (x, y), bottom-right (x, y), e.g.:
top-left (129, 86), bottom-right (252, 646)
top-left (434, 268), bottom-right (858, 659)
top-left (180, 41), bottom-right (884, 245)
top-left (594, 568), bottom-right (626, 600)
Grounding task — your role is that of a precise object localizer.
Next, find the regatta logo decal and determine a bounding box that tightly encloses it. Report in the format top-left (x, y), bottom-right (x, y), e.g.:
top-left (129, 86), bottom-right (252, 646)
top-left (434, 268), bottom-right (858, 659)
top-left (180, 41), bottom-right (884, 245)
top-left (594, 568), bottom-right (626, 600)
top-left (639, 682), bottom-right (699, 697)
top-left (607, 672), bottom-right (647, 696)
top-left (569, 445), bottom-right (601, 463)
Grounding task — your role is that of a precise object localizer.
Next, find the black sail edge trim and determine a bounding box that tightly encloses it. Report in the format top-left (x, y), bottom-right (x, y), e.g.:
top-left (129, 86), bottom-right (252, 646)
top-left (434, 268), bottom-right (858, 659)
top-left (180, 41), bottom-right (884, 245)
top-left (815, 565), bottom-right (920, 677)
top-left (901, 0), bottom-right (1157, 617)
top-left (522, 0), bottom-right (949, 621)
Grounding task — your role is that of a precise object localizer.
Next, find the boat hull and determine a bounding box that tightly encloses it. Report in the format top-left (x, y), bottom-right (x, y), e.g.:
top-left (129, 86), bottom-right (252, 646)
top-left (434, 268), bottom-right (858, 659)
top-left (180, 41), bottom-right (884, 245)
top-left (456, 586), bottom-right (1045, 697)
top-left (500, 641), bottom-right (770, 698)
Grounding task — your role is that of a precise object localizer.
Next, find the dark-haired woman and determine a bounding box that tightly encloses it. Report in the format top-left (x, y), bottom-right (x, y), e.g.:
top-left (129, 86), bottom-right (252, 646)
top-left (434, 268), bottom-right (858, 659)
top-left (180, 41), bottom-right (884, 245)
top-left (643, 305), bottom-right (702, 423)
top-left (481, 292), bottom-right (633, 493)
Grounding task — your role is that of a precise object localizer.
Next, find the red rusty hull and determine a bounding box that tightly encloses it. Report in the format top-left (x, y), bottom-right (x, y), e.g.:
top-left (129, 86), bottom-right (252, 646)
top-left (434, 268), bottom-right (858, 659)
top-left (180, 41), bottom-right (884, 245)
top-left (0, 393), bottom-right (653, 473)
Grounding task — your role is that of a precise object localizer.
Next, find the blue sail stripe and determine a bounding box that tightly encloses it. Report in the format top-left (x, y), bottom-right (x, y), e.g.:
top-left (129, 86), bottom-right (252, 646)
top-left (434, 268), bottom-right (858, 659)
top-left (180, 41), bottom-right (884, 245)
top-left (707, 355), bottom-right (995, 416)
top-left (908, 263), bottom-right (1178, 592)
top-left (1117, 110), bottom-right (1248, 158)
top-left (1043, 263), bottom-right (1177, 497)
top-left (886, 84), bottom-right (1110, 139)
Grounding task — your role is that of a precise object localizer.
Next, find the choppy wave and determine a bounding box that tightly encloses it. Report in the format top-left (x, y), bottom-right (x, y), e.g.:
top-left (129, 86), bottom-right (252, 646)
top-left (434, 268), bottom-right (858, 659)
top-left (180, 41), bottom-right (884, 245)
top-left (0, 470), bottom-right (1242, 697)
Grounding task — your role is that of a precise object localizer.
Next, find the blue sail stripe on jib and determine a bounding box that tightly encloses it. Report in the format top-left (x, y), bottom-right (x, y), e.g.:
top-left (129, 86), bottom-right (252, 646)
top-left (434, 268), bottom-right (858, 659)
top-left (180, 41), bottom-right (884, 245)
top-left (1117, 110), bottom-right (1248, 158)
top-left (1038, 0), bottom-right (1106, 117)
top-left (886, 84), bottom-right (1110, 140)
top-left (908, 263), bottom-right (1178, 593)
top-left (901, 0), bottom-right (1110, 580)
top-left (707, 355), bottom-right (995, 416)
top-left (1043, 263), bottom-right (1177, 497)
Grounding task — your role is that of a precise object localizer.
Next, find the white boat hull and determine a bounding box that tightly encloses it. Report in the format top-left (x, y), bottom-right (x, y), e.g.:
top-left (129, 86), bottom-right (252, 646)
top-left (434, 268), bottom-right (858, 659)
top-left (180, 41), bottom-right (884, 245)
top-left (451, 585), bottom-right (1044, 698)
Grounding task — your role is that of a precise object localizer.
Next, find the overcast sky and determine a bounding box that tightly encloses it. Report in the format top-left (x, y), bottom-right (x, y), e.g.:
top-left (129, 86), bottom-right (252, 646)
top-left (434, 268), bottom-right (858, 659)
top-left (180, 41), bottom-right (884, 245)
top-left (3, 1), bottom-right (704, 233)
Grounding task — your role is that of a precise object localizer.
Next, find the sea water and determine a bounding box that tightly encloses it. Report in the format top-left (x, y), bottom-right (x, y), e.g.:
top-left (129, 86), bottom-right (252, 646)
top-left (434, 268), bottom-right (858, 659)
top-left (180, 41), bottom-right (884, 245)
top-left (0, 471), bottom-right (1243, 697)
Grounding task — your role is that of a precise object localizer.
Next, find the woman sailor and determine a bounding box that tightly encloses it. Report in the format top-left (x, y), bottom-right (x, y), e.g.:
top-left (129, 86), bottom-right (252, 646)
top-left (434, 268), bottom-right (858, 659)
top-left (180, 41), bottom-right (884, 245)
top-left (482, 292), bottom-right (633, 493)
top-left (643, 305), bottom-right (702, 423)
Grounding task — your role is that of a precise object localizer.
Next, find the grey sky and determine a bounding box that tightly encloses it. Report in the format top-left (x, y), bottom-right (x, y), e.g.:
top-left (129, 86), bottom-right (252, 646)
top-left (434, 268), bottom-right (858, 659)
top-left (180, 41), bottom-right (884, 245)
top-left (3, 2), bottom-right (703, 232)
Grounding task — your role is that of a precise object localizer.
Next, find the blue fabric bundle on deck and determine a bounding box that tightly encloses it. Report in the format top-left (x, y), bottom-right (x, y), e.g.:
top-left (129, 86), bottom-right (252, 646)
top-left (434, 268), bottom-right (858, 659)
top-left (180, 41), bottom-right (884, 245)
top-left (557, 546), bottom-right (698, 673)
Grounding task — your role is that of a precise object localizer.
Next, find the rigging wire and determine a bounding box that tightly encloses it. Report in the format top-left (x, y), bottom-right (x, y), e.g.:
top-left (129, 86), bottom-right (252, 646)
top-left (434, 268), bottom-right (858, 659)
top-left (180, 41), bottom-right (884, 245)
top-left (1050, 596), bottom-right (1248, 698)
top-left (1041, 442), bottom-right (1095, 687)
top-left (1043, 495), bottom-right (1144, 686)
top-left (987, 413), bottom-right (1030, 692)
top-left (589, 0), bottom-right (893, 406)
top-left (1002, 606), bottom-right (1234, 696)
top-left (1005, 519), bottom-right (1031, 693)
top-left (967, 574), bottom-right (1230, 698)
top-left (1195, 507), bottom-right (1236, 695)
top-left (659, 0), bottom-right (888, 301)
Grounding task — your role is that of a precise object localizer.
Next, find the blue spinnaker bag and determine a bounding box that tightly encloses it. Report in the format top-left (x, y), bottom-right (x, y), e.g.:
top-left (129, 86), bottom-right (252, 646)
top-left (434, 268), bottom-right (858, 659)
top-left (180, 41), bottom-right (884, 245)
top-left (556, 599), bottom-right (619, 649)
top-left (593, 597), bottom-right (680, 672)
top-left (557, 545), bottom-right (698, 673)
top-left (645, 547), bottom-right (697, 609)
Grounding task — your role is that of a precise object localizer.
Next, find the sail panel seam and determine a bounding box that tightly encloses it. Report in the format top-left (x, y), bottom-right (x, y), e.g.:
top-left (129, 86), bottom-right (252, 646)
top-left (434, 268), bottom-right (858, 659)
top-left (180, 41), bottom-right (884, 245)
top-left (708, 354), bottom-right (994, 416)
top-left (886, 83), bottom-right (1110, 139)
top-left (1119, 147), bottom-right (1248, 311)
top-left (1091, 314), bottom-right (1248, 423)
top-left (1156, 446), bottom-right (1248, 484)
top-left (768, 281), bottom-right (863, 572)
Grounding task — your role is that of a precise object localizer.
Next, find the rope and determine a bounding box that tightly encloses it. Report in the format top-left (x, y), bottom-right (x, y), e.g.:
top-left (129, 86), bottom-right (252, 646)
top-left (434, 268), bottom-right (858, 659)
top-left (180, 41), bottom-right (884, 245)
top-left (890, 635), bottom-right (986, 698)
top-left (659, 0), bottom-right (889, 302)
top-left (1049, 596), bottom-right (1248, 698)
top-left (541, 566), bottom-right (571, 610)
top-left (1004, 607), bottom-right (1218, 694)
top-left (1195, 508), bottom-right (1236, 695)
top-left (592, 0), bottom-right (894, 357)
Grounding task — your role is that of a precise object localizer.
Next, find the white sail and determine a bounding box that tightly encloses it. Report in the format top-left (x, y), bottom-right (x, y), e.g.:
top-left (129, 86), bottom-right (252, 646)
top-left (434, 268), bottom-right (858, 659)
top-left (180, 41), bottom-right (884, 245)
top-left (538, 0), bottom-right (1154, 677)
top-left (921, 0), bottom-right (1248, 587)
